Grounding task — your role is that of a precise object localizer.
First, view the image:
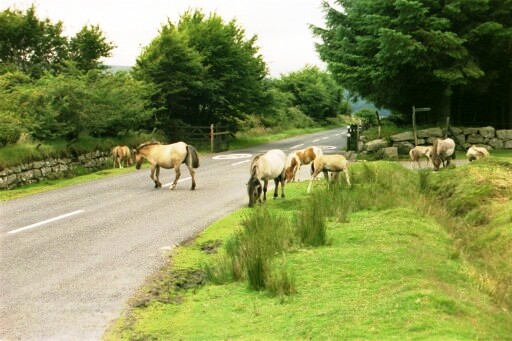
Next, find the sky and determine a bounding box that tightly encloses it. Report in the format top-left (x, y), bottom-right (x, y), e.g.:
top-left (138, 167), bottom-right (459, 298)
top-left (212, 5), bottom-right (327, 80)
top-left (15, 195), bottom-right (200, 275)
top-left (1, 0), bottom-right (328, 77)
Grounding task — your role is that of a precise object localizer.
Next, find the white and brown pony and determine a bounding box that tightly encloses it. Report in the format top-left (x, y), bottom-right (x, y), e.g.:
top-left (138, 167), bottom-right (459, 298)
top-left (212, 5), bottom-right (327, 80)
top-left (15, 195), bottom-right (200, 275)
top-left (430, 138), bottom-right (456, 171)
top-left (134, 141), bottom-right (199, 190)
top-left (112, 145), bottom-right (132, 168)
top-left (285, 146), bottom-right (323, 182)
top-left (466, 145), bottom-right (490, 162)
top-left (409, 146), bottom-right (432, 170)
top-left (307, 154), bottom-right (351, 193)
top-left (247, 149), bottom-right (287, 207)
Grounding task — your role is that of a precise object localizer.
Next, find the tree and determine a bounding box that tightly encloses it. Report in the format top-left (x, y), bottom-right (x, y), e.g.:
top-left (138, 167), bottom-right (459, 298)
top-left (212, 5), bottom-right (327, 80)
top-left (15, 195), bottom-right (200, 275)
top-left (313, 0), bottom-right (512, 127)
top-left (133, 10), bottom-right (269, 136)
top-left (276, 66), bottom-right (347, 121)
top-left (0, 6), bottom-right (115, 77)
top-left (68, 25), bottom-right (115, 72)
top-left (0, 6), bottom-right (68, 77)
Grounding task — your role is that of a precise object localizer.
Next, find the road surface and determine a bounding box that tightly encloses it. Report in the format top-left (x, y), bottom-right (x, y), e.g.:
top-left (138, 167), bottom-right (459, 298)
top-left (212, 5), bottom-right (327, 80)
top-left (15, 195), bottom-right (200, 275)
top-left (0, 127), bottom-right (348, 340)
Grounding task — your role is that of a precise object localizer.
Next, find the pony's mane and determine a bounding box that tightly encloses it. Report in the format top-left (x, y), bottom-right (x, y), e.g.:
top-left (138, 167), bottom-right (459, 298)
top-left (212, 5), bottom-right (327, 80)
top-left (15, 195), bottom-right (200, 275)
top-left (136, 141), bottom-right (161, 151)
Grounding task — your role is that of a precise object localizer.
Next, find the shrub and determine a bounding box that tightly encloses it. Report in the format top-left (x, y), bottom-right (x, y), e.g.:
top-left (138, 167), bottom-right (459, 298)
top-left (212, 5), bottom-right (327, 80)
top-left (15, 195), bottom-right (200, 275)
top-left (0, 111), bottom-right (22, 146)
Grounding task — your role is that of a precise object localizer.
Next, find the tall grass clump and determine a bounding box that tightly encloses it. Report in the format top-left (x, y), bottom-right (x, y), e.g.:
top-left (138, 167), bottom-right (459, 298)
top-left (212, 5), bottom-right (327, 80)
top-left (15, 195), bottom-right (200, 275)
top-left (209, 207), bottom-right (295, 294)
top-left (294, 194), bottom-right (329, 246)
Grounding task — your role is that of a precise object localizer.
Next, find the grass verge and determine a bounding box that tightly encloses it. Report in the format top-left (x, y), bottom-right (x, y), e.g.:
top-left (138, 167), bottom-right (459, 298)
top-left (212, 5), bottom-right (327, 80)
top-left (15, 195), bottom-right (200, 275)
top-left (105, 160), bottom-right (512, 340)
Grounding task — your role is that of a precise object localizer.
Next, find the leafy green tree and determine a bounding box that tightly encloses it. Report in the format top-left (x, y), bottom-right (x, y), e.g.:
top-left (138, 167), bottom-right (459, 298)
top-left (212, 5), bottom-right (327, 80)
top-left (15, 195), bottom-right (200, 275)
top-left (0, 6), bottom-right (68, 77)
top-left (276, 66), bottom-right (347, 121)
top-left (134, 10), bottom-right (269, 136)
top-left (0, 6), bottom-right (115, 77)
top-left (313, 0), bottom-right (512, 127)
top-left (68, 25), bottom-right (115, 72)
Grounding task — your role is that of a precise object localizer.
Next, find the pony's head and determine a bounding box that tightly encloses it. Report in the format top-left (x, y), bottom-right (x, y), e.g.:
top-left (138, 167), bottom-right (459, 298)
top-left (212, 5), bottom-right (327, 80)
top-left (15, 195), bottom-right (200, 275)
top-left (134, 148), bottom-right (143, 169)
top-left (247, 171), bottom-right (262, 208)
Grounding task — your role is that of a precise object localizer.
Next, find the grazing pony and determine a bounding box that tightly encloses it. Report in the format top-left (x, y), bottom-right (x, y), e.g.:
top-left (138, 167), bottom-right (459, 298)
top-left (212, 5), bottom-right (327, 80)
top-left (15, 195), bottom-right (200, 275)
top-left (466, 145), bottom-right (490, 162)
top-left (112, 145), bottom-right (132, 168)
top-left (247, 149), bottom-right (287, 207)
top-left (430, 138), bottom-right (456, 171)
top-left (134, 141), bottom-right (199, 190)
top-left (307, 154), bottom-right (351, 193)
top-left (285, 146), bottom-right (323, 182)
top-left (409, 146), bottom-right (432, 170)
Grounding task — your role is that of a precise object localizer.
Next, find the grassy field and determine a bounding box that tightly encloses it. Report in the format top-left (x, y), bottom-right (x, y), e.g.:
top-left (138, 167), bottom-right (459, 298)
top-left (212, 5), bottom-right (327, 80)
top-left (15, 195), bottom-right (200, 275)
top-left (105, 159), bottom-right (512, 340)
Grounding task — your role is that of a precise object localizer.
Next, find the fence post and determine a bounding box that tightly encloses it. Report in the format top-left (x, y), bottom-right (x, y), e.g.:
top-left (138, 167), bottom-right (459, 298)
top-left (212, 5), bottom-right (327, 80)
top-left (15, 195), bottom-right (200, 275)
top-left (210, 124), bottom-right (214, 153)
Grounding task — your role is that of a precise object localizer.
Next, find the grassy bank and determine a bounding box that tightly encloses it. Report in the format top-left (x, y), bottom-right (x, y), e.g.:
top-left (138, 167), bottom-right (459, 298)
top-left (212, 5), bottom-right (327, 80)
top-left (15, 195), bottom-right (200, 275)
top-left (105, 159), bottom-right (512, 340)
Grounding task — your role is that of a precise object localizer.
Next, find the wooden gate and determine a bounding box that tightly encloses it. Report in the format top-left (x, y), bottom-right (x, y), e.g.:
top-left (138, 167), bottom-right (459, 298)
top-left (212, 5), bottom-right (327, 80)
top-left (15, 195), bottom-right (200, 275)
top-left (169, 124), bottom-right (231, 152)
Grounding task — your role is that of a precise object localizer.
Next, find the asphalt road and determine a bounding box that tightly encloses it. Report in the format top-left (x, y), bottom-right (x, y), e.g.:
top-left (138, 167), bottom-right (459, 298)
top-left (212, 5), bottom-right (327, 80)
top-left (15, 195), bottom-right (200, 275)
top-left (0, 127), bottom-right (348, 340)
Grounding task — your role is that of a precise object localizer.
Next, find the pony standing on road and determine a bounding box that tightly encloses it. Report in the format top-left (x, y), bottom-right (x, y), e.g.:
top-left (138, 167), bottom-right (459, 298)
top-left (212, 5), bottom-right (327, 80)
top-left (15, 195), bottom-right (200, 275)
top-left (430, 138), bottom-right (456, 171)
top-left (112, 145), bottom-right (132, 168)
top-left (285, 146), bottom-right (323, 182)
top-left (466, 145), bottom-right (490, 161)
top-left (134, 141), bottom-right (199, 190)
top-left (247, 149), bottom-right (287, 207)
top-left (409, 146), bottom-right (432, 170)
top-left (308, 154), bottom-right (351, 193)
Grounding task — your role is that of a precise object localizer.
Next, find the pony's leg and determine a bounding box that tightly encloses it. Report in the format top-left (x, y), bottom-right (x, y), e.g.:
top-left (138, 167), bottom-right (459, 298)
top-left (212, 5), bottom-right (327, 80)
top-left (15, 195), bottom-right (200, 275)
top-left (262, 180), bottom-right (268, 201)
top-left (273, 178), bottom-right (279, 199)
top-left (150, 165), bottom-right (158, 188)
top-left (186, 164), bottom-right (196, 190)
top-left (343, 168), bottom-right (351, 186)
top-left (280, 174), bottom-right (285, 198)
top-left (295, 165), bottom-right (300, 182)
top-left (307, 170), bottom-right (321, 193)
top-left (170, 165), bottom-right (181, 190)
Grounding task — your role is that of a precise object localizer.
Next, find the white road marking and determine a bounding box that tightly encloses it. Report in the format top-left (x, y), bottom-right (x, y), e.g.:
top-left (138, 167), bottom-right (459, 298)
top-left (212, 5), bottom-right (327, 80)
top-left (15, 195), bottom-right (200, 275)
top-left (162, 177), bottom-right (191, 188)
top-left (232, 159), bottom-right (251, 166)
top-left (322, 137), bottom-right (329, 140)
top-left (289, 144), bottom-right (304, 150)
top-left (212, 153), bottom-right (252, 160)
top-left (335, 134), bottom-right (340, 136)
top-left (312, 139), bottom-right (320, 142)
top-left (8, 210), bottom-right (85, 235)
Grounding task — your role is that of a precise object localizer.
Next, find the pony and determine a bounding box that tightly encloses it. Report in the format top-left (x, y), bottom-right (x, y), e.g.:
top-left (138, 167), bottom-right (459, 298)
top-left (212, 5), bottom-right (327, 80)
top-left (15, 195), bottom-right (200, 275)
top-left (430, 138), bottom-right (456, 171)
top-left (134, 141), bottom-right (200, 190)
top-left (409, 146), bottom-right (432, 170)
top-left (466, 144), bottom-right (490, 162)
top-left (247, 149), bottom-right (287, 207)
top-left (112, 145), bottom-right (132, 168)
top-left (307, 154), bottom-right (351, 193)
top-left (285, 146), bottom-right (323, 182)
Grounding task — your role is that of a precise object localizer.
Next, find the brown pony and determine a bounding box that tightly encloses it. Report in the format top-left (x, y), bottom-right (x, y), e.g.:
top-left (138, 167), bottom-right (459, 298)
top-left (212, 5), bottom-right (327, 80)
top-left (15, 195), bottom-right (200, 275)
top-left (285, 146), bottom-right (323, 182)
top-left (307, 154), bottom-right (351, 193)
top-left (134, 141), bottom-right (199, 190)
top-left (466, 145), bottom-right (490, 161)
top-left (409, 146), bottom-right (432, 170)
top-left (431, 138), bottom-right (456, 171)
top-left (112, 145), bottom-right (132, 168)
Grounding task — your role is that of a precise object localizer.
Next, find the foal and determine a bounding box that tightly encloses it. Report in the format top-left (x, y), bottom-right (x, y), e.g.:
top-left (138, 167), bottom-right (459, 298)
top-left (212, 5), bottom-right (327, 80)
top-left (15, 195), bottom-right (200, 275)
top-left (307, 154), bottom-right (351, 193)
top-left (409, 146), bottom-right (432, 169)
top-left (112, 145), bottom-right (132, 168)
top-left (285, 146), bottom-right (323, 182)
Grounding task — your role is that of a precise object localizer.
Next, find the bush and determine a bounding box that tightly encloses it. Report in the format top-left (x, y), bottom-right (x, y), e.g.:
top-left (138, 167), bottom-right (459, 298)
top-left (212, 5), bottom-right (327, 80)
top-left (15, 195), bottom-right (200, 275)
top-left (0, 111), bottom-right (21, 146)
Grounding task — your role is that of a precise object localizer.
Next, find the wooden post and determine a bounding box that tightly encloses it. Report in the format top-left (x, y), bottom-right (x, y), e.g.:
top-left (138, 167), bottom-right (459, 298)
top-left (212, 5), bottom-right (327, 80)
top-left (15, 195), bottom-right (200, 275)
top-left (375, 111), bottom-right (381, 139)
top-left (210, 124), bottom-right (214, 153)
top-left (412, 106), bottom-right (417, 146)
top-left (444, 116), bottom-right (450, 139)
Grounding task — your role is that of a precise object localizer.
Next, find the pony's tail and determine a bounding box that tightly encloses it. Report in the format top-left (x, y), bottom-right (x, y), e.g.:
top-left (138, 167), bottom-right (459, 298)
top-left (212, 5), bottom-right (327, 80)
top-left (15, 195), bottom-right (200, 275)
top-left (185, 145), bottom-right (200, 168)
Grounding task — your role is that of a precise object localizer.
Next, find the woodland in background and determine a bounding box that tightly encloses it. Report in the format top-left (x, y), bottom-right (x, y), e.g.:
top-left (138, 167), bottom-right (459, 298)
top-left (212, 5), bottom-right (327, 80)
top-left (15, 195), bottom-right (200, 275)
top-left (314, 0), bottom-right (512, 128)
top-left (2, 2), bottom-right (511, 148)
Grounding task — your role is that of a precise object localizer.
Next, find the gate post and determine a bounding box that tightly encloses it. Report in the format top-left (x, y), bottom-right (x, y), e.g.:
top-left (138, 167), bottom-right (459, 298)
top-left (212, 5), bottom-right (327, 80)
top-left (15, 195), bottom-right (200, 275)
top-left (210, 124), bottom-right (214, 153)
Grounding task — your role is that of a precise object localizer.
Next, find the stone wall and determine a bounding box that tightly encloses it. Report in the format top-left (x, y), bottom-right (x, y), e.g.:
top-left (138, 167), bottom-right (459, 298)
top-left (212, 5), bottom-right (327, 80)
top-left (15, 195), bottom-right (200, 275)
top-left (362, 126), bottom-right (512, 155)
top-left (0, 150), bottom-right (111, 189)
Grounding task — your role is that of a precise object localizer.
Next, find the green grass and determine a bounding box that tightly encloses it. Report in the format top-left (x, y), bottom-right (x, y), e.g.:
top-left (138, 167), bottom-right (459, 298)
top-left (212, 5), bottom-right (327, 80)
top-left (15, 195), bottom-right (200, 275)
top-left (105, 161), bottom-right (512, 340)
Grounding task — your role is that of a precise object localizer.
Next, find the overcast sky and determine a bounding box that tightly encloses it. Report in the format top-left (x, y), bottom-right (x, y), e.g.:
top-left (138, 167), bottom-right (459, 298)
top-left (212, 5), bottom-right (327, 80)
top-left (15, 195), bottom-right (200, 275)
top-left (2, 0), bottom-right (327, 77)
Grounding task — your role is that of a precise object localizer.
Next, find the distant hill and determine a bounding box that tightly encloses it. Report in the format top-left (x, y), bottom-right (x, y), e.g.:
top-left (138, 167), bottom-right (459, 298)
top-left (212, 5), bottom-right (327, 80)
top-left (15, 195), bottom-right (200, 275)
top-left (345, 91), bottom-right (390, 117)
top-left (106, 65), bottom-right (132, 73)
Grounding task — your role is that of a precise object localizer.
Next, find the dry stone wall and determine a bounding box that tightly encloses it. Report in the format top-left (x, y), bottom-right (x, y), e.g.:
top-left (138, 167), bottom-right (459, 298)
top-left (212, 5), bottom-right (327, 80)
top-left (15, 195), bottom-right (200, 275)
top-left (362, 126), bottom-right (512, 155)
top-left (0, 150), bottom-right (110, 189)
